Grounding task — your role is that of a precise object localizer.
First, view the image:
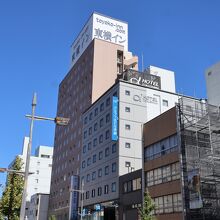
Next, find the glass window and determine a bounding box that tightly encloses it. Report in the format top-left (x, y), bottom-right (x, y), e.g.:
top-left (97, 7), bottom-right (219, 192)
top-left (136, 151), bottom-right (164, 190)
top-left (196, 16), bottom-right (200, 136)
top-left (87, 158), bottom-right (91, 166)
top-left (100, 118), bottom-right (104, 128)
top-left (84, 117), bottom-right (88, 125)
top-left (106, 113), bottom-right (110, 123)
top-left (86, 191), bottom-right (89, 199)
top-left (99, 151), bottom-right (103, 160)
top-left (91, 189), bottom-right (95, 198)
top-left (127, 181), bottom-right (132, 192)
top-left (105, 147), bottom-right (110, 157)
top-left (98, 187), bottom-right (102, 196)
top-left (105, 166), bottom-right (109, 175)
top-left (125, 107), bottom-right (130, 112)
top-left (112, 182), bottom-right (116, 192)
top-left (89, 112), bottom-right (93, 120)
top-left (93, 138), bottom-right (97, 147)
top-left (105, 130), bottom-right (110, 139)
top-left (99, 134), bottom-right (103, 144)
top-left (94, 108), bottom-right (98, 116)
top-left (163, 99), bottom-right (168, 107)
top-left (125, 142), bottom-right (131, 148)
top-left (104, 184), bottom-right (109, 194)
top-left (92, 171), bottom-right (96, 180)
top-left (98, 168), bottom-right (102, 177)
top-left (112, 162), bottom-right (116, 172)
top-left (125, 90), bottom-right (130, 96)
top-left (82, 161), bottom-right (85, 169)
top-left (125, 124), bottom-right (131, 130)
top-left (106, 97), bottom-right (110, 107)
top-left (112, 143), bottom-right (116, 153)
top-left (94, 123), bottom-right (98, 131)
top-left (92, 154), bottom-right (96, 163)
top-left (83, 145), bottom-right (86, 154)
top-left (86, 174), bottom-right (90, 182)
top-left (100, 103), bottom-right (104, 112)
top-left (123, 182), bottom-right (127, 193)
top-left (83, 131), bottom-right (87, 139)
top-left (88, 142), bottom-right (92, 150)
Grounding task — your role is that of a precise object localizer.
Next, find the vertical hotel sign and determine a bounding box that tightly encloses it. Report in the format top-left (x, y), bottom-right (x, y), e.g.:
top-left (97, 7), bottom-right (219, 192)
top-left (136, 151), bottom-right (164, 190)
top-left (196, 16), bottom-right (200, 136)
top-left (69, 175), bottom-right (79, 220)
top-left (70, 13), bottom-right (128, 68)
top-left (112, 96), bottom-right (119, 141)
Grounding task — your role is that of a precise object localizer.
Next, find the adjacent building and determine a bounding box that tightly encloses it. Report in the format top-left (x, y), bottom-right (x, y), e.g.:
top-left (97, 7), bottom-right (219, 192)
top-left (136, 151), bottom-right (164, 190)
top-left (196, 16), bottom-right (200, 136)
top-left (48, 12), bottom-right (138, 219)
top-left (205, 61), bottom-right (220, 106)
top-left (143, 97), bottom-right (220, 220)
top-left (28, 193), bottom-right (49, 220)
top-left (9, 137), bottom-right (53, 218)
top-left (79, 67), bottom-right (180, 219)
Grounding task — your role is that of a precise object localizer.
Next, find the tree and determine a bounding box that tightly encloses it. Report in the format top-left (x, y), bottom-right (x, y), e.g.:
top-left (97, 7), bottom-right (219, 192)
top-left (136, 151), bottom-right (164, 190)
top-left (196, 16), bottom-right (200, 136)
top-left (0, 156), bottom-right (24, 220)
top-left (138, 191), bottom-right (156, 220)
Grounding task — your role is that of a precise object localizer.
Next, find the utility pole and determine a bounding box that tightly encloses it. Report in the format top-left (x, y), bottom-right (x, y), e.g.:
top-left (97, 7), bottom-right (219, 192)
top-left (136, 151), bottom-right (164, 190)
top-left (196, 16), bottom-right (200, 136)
top-left (20, 92), bottom-right (37, 220)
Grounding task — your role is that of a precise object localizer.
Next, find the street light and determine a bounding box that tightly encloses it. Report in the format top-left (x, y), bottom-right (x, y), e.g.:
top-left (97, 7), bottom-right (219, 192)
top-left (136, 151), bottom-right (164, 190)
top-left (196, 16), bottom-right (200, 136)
top-left (0, 168), bottom-right (34, 175)
top-left (19, 93), bottom-right (70, 220)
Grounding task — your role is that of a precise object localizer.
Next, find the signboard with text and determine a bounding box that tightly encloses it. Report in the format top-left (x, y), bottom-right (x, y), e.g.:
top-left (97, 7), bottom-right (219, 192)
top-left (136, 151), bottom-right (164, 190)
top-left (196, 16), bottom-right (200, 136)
top-left (112, 96), bottom-right (119, 141)
top-left (70, 12), bottom-right (128, 67)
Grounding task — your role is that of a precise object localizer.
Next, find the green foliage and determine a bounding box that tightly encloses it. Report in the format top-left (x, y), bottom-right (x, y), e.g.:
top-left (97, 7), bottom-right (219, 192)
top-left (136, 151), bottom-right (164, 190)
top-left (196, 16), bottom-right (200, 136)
top-left (138, 191), bottom-right (156, 220)
top-left (49, 215), bottom-right (56, 220)
top-left (0, 156), bottom-right (24, 220)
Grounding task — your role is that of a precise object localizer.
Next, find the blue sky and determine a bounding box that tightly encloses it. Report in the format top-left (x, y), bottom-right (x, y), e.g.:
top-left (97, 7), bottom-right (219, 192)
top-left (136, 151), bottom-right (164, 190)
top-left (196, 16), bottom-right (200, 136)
top-left (0, 0), bottom-right (220, 194)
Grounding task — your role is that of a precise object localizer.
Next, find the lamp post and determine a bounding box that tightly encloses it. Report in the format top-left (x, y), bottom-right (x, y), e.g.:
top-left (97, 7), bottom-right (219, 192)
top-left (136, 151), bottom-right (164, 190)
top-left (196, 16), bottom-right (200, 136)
top-left (19, 93), bottom-right (70, 220)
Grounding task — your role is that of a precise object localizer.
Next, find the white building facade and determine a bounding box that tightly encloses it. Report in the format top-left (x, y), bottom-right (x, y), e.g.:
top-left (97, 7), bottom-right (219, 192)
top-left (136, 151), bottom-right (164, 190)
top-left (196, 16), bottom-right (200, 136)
top-left (79, 67), bottom-right (180, 217)
top-left (205, 61), bottom-right (220, 106)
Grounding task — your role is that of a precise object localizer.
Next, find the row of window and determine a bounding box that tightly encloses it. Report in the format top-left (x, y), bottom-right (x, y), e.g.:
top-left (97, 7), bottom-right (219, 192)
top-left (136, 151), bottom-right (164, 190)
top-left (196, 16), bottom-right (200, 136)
top-left (83, 129), bottom-right (111, 152)
top-left (82, 162), bottom-right (117, 183)
top-left (123, 177), bottom-right (141, 193)
top-left (82, 144), bottom-right (116, 168)
top-left (83, 182), bottom-right (116, 200)
top-left (84, 97), bottom-right (112, 125)
top-left (153, 193), bottom-right (182, 214)
top-left (144, 134), bottom-right (178, 161)
top-left (83, 114), bottom-right (110, 139)
top-left (146, 162), bottom-right (180, 187)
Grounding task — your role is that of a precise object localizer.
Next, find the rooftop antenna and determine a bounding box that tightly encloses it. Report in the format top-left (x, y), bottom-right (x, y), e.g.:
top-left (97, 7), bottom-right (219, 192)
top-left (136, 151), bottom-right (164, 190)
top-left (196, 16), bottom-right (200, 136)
top-left (141, 53), bottom-right (144, 72)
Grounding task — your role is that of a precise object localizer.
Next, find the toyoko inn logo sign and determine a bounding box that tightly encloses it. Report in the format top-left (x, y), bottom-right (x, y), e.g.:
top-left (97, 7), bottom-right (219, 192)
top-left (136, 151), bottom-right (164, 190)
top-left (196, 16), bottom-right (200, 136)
top-left (70, 12), bottom-right (128, 67)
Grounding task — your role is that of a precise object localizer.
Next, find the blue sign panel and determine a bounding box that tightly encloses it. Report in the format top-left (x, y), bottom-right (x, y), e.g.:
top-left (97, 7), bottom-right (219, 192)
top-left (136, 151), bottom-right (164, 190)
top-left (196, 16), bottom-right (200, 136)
top-left (70, 175), bottom-right (79, 220)
top-left (112, 96), bottom-right (118, 141)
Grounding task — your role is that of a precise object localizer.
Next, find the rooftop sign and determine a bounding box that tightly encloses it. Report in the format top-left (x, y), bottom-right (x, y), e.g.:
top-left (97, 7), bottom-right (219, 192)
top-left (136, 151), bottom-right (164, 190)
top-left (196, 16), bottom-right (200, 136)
top-left (120, 70), bottom-right (161, 89)
top-left (70, 13), bottom-right (128, 68)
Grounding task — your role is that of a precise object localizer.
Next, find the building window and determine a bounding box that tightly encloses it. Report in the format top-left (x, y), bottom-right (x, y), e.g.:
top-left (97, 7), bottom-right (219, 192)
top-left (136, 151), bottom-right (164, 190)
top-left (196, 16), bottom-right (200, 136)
top-left (112, 182), bottom-right (116, 192)
top-left (99, 134), bottom-right (103, 144)
top-left (105, 147), bottom-right (110, 157)
top-left (104, 185), bottom-right (109, 194)
top-left (123, 178), bottom-right (141, 193)
top-left (94, 108), bottom-right (98, 116)
top-left (36, 170), bottom-right (39, 174)
top-left (105, 166), bottom-right (109, 175)
top-left (100, 103), bottom-right (104, 112)
top-left (94, 123), bottom-right (98, 131)
top-left (125, 107), bottom-right (130, 112)
top-left (88, 127), bottom-right (92, 135)
top-left (83, 131), bottom-right (87, 139)
top-left (112, 143), bottom-right (116, 153)
top-left (93, 138), bottom-right (97, 147)
top-left (105, 130), bottom-right (110, 139)
top-left (125, 124), bottom-right (131, 130)
top-left (93, 154), bottom-right (96, 163)
top-left (125, 142), bottom-right (131, 148)
top-left (99, 151), bottom-right (103, 160)
top-left (89, 112), bottom-right (93, 121)
top-left (112, 162), bottom-right (116, 172)
top-left (86, 174), bottom-right (90, 182)
top-left (125, 90), bottom-right (130, 96)
top-left (106, 97), bottom-right (110, 107)
top-left (92, 189), bottom-right (95, 198)
top-left (84, 117), bottom-right (88, 125)
top-left (82, 161), bottom-right (86, 169)
top-left (100, 118), bottom-right (104, 128)
top-left (98, 187), bottom-right (102, 196)
top-left (106, 113), bottom-right (110, 123)
top-left (88, 142), bottom-right (92, 151)
top-left (92, 171), bottom-right (96, 180)
top-left (86, 191), bottom-right (89, 199)
top-left (125, 161), bottom-right (131, 167)
top-left (163, 99), bottom-right (169, 107)
top-left (83, 145), bottom-right (86, 154)
top-left (98, 168), bottom-right (102, 177)
top-left (87, 157), bottom-right (91, 166)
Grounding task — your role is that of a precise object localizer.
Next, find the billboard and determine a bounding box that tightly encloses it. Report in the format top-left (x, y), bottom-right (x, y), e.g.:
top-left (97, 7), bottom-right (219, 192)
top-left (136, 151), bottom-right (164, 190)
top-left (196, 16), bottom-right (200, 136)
top-left (112, 96), bottom-right (119, 141)
top-left (188, 169), bottom-right (203, 209)
top-left (70, 12), bottom-right (128, 67)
